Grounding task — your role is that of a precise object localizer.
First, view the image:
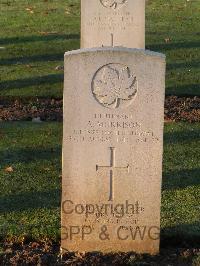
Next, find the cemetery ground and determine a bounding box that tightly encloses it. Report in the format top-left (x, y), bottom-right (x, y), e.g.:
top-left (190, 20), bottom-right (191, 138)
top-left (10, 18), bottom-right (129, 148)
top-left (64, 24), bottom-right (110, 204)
top-left (0, 122), bottom-right (200, 265)
top-left (0, 0), bottom-right (199, 265)
top-left (0, 0), bottom-right (199, 97)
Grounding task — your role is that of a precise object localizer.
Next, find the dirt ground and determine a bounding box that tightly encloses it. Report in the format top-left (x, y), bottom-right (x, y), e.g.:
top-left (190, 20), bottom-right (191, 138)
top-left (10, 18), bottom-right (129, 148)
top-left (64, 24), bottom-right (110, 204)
top-left (0, 96), bottom-right (199, 123)
top-left (0, 240), bottom-right (200, 266)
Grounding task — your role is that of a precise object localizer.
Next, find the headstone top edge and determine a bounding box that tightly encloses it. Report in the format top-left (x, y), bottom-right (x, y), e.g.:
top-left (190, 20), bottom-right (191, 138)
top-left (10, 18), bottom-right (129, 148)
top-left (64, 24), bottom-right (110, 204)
top-left (64, 47), bottom-right (166, 60)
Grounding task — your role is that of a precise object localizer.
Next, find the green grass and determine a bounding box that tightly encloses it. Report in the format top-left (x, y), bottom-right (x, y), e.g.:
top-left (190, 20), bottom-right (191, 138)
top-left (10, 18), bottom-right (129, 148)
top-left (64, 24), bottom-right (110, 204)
top-left (0, 122), bottom-right (199, 242)
top-left (162, 123), bottom-right (200, 242)
top-left (0, 0), bottom-right (199, 97)
top-left (0, 122), bottom-right (62, 241)
top-left (0, 0), bottom-right (80, 97)
top-left (146, 0), bottom-right (200, 96)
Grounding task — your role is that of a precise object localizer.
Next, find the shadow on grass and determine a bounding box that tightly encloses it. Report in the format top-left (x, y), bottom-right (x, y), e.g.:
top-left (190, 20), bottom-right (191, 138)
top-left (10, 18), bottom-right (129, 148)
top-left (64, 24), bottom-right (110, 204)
top-left (0, 34), bottom-right (80, 45)
top-left (163, 168), bottom-right (200, 190)
top-left (0, 53), bottom-right (64, 66)
top-left (167, 61), bottom-right (200, 70)
top-left (0, 189), bottom-right (60, 213)
top-left (164, 126), bottom-right (200, 144)
top-left (147, 40), bottom-right (200, 51)
top-left (0, 74), bottom-right (63, 91)
top-left (166, 84), bottom-right (200, 95)
top-left (1, 146), bottom-right (61, 164)
top-left (161, 222), bottom-right (200, 247)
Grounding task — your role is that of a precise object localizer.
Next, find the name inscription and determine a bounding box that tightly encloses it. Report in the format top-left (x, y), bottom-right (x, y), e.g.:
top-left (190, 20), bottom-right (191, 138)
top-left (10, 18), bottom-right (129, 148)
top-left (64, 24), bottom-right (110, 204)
top-left (65, 113), bottom-right (159, 144)
top-left (87, 11), bottom-right (137, 31)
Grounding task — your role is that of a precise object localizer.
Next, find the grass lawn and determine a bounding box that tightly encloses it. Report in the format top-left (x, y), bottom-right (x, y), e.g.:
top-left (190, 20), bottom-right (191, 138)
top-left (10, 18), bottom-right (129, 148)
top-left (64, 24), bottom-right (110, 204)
top-left (0, 0), bottom-right (199, 97)
top-left (0, 122), bottom-right (62, 241)
top-left (0, 122), bottom-right (199, 243)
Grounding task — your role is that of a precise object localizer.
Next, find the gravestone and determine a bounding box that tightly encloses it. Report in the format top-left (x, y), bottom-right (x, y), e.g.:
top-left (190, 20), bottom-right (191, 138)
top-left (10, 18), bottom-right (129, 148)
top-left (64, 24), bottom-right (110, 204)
top-left (62, 47), bottom-right (165, 254)
top-left (81, 0), bottom-right (145, 48)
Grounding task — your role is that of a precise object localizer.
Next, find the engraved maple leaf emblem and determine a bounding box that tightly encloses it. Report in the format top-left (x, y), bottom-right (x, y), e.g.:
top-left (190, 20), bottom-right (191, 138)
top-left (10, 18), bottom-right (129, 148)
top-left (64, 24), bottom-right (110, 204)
top-left (100, 0), bottom-right (127, 9)
top-left (92, 64), bottom-right (137, 109)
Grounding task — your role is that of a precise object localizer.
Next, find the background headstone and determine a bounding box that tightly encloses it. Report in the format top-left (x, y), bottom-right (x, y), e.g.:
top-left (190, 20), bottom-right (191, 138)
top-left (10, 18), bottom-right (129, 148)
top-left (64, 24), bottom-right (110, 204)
top-left (81, 0), bottom-right (145, 48)
top-left (62, 47), bottom-right (165, 254)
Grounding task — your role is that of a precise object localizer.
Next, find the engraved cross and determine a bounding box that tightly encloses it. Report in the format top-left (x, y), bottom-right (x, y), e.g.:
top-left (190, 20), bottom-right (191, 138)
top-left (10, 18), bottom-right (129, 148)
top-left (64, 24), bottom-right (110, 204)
top-left (111, 33), bottom-right (114, 46)
top-left (96, 147), bottom-right (129, 201)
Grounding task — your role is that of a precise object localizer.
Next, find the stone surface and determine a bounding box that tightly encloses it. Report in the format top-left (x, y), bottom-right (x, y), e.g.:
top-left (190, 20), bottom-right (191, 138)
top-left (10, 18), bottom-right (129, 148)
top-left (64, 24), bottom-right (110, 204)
top-left (62, 47), bottom-right (165, 254)
top-left (81, 0), bottom-right (145, 49)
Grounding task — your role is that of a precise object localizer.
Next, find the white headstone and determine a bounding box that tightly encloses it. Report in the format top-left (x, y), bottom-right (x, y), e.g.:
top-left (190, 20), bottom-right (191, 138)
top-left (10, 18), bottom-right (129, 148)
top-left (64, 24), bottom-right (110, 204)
top-left (62, 47), bottom-right (165, 254)
top-left (81, 0), bottom-right (145, 48)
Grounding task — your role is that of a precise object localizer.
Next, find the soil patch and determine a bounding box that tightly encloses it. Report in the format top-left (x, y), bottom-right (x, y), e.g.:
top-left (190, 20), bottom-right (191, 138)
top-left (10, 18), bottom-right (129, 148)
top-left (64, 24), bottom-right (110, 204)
top-left (0, 241), bottom-right (200, 266)
top-left (0, 96), bottom-right (199, 123)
